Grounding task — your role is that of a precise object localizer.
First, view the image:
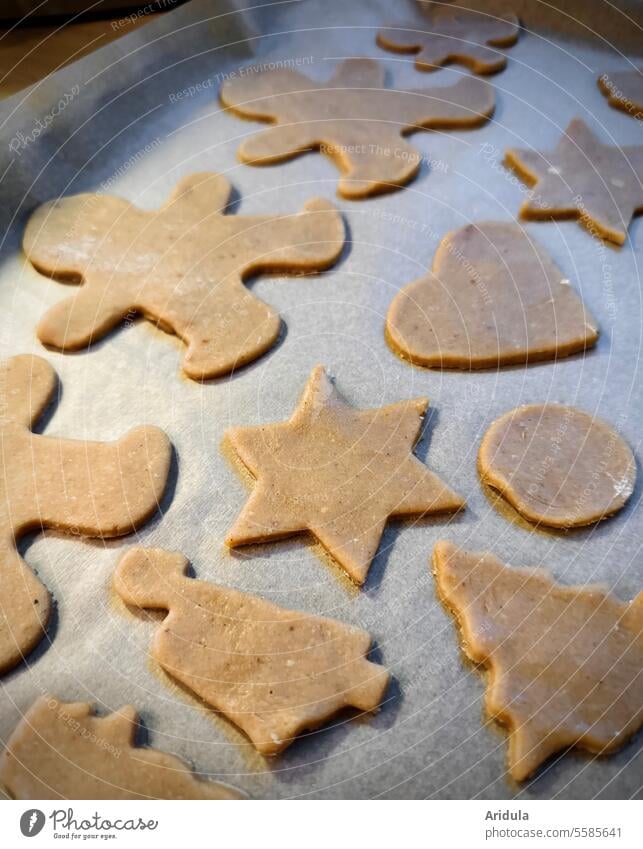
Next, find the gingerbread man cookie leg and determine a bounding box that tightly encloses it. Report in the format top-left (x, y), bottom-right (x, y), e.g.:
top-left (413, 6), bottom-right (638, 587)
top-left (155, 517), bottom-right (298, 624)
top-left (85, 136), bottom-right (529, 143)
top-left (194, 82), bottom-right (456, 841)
top-left (432, 541), bottom-right (643, 781)
top-left (0, 696), bottom-right (244, 799)
top-left (0, 354), bottom-right (171, 674)
top-left (114, 547), bottom-right (390, 755)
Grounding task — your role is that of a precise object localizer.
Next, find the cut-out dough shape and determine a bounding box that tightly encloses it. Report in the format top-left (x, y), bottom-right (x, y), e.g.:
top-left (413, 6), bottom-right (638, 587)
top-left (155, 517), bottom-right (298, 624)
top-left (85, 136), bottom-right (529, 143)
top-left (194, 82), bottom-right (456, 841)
top-left (225, 366), bottom-right (464, 585)
top-left (0, 354), bottom-right (170, 675)
top-left (386, 221), bottom-right (598, 369)
top-left (478, 403), bottom-right (636, 528)
top-left (0, 695), bottom-right (243, 799)
top-left (220, 57), bottom-right (494, 198)
top-left (114, 547), bottom-right (389, 755)
top-left (432, 540), bottom-right (643, 781)
top-left (505, 118), bottom-right (643, 245)
top-left (23, 173), bottom-right (345, 380)
top-left (377, 8), bottom-right (520, 74)
top-left (598, 70), bottom-right (643, 119)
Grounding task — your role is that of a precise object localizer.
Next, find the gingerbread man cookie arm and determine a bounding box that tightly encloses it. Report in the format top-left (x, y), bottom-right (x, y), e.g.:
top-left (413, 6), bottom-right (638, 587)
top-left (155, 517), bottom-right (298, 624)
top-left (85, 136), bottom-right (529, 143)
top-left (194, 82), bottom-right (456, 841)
top-left (403, 77), bottom-right (495, 130)
top-left (238, 198), bottom-right (345, 273)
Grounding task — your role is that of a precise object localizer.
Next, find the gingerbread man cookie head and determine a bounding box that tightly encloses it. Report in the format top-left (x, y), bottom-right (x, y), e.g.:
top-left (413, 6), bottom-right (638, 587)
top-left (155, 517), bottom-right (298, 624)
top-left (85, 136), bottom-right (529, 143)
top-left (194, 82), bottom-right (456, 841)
top-left (24, 173), bottom-right (345, 379)
top-left (378, 7), bottom-right (520, 74)
top-left (221, 58), bottom-right (494, 198)
top-left (0, 354), bottom-right (171, 675)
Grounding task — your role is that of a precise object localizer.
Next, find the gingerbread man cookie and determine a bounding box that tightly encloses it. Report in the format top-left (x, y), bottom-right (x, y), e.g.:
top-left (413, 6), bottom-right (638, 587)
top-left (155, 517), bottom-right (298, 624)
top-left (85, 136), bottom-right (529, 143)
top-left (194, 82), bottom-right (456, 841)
top-left (378, 8), bottom-right (520, 74)
top-left (221, 58), bottom-right (494, 198)
top-left (386, 221), bottom-right (598, 369)
top-left (598, 70), bottom-right (643, 119)
top-left (433, 541), bottom-right (643, 781)
top-left (24, 173), bottom-right (344, 379)
top-left (505, 118), bottom-right (643, 245)
top-left (226, 366), bottom-right (464, 584)
top-left (0, 354), bottom-right (170, 675)
top-left (478, 403), bottom-right (636, 528)
top-left (114, 547), bottom-right (389, 755)
top-left (0, 696), bottom-right (243, 799)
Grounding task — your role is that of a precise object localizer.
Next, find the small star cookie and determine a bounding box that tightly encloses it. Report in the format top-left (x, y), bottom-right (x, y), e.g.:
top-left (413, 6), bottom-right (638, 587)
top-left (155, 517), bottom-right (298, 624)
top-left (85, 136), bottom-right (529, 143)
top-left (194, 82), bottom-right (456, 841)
top-left (433, 541), bottom-right (643, 781)
top-left (24, 173), bottom-right (345, 379)
top-left (221, 58), bottom-right (494, 198)
top-left (226, 366), bottom-right (464, 584)
top-left (505, 118), bottom-right (643, 245)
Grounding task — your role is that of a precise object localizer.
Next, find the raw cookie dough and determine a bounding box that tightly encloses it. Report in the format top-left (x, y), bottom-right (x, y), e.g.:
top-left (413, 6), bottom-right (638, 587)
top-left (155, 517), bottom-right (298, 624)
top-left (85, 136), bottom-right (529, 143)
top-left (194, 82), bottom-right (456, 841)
top-left (220, 57), bottom-right (494, 198)
top-left (0, 354), bottom-right (170, 675)
top-left (377, 8), bottom-right (520, 74)
top-left (505, 118), bottom-right (643, 245)
top-left (225, 366), bottom-right (464, 585)
top-left (386, 221), bottom-right (598, 369)
top-left (114, 547), bottom-right (389, 755)
top-left (598, 70), bottom-right (643, 119)
top-left (432, 541), bottom-right (643, 781)
top-left (0, 695), bottom-right (243, 799)
top-left (478, 403), bottom-right (636, 528)
top-left (23, 173), bottom-right (344, 380)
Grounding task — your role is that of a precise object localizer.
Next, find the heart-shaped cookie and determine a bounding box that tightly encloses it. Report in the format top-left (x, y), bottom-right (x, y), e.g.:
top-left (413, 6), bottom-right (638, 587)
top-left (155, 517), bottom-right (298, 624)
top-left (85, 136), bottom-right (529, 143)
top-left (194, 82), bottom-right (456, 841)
top-left (386, 221), bottom-right (598, 369)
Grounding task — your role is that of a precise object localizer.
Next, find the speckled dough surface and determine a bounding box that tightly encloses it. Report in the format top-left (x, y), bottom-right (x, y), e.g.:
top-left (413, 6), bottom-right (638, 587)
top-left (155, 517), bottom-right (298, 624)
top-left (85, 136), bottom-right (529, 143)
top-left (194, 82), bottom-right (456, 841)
top-left (23, 173), bottom-right (345, 379)
top-left (220, 58), bottom-right (494, 198)
top-left (598, 70), bottom-right (643, 118)
top-left (225, 366), bottom-right (464, 584)
top-left (386, 221), bottom-right (598, 369)
top-left (377, 8), bottom-right (519, 74)
top-left (0, 354), bottom-right (170, 675)
top-left (505, 118), bottom-right (643, 245)
top-left (432, 541), bottom-right (643, 781)
top-left (114, 547), bottom-right (389, 756)
top-left (0, 695), bottom-right (243, 799)
top-left (478, 403), bottom-right (636, 528)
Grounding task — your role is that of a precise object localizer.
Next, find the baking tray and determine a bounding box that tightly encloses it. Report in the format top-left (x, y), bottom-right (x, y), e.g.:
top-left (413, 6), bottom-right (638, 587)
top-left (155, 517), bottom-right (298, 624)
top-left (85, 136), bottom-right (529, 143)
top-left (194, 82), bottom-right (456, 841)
top-left (0, 0), bottom-right (641, 799)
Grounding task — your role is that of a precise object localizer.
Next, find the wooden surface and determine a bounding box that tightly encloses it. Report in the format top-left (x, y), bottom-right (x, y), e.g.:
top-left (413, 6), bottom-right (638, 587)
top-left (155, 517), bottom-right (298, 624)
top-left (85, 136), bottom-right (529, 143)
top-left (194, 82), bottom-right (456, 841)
top-left (0, 14), bottom-right (154, 99)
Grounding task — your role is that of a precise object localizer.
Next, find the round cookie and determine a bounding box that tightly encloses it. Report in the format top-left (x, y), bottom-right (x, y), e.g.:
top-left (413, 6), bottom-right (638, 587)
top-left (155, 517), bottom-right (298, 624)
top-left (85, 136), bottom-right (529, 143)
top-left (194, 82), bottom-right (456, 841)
top-left (478, 404), bottom-right (636, 528)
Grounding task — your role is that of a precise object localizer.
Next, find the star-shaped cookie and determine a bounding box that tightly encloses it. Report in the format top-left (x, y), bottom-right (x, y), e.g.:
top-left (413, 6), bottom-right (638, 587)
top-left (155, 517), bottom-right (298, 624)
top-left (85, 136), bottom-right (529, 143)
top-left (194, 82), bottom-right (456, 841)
top-left (225, 366), bottom-right (464, 584)
top-left (505, 118), bottom-right (643, 245)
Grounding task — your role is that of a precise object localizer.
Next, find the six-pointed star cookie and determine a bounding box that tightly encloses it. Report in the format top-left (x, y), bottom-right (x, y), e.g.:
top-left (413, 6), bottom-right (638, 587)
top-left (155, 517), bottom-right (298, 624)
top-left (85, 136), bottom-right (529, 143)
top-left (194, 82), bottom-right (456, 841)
top-left (221, 57), bottom-right (494, 198)
top-left (505, 118), bottom-right (643, 245)
top-left (23, 173), bottom-right (344, 379)
top-left (225, 366), bottom-right (464, 584)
